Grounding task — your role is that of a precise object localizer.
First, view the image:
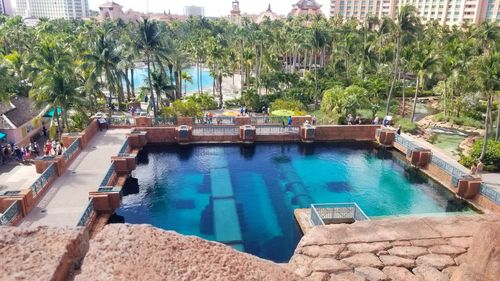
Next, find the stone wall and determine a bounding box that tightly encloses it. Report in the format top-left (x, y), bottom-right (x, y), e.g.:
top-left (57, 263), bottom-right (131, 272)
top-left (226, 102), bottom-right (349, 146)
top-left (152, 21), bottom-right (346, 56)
top-left (288, 215), bottom-right (500, 281)
top-left (0, 225), bottom-right (302, 281)
top-left (315, 125), bottom-right (379, 141)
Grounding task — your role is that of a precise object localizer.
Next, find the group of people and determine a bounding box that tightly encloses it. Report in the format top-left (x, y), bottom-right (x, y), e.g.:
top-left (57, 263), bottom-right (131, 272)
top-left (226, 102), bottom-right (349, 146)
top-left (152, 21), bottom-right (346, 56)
top-left (43, 140), bottom-right (65, 157)
top-left (1, 142), bottom-right (42, 163)
top-left (347, 114), bottom-right (362, 125)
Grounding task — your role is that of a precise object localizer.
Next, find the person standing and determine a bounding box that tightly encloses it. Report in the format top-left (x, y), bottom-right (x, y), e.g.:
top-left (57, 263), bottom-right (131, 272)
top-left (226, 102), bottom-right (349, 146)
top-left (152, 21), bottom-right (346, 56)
top-left (287, 116), bottom-right (292, 127)
top-left (373, 116), bottom-right (379, 125)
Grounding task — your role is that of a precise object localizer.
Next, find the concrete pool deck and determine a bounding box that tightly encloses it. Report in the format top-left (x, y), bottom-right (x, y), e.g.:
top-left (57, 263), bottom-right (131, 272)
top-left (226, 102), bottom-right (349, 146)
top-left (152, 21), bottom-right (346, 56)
top-left (19, 129), bottom-right (130, 227)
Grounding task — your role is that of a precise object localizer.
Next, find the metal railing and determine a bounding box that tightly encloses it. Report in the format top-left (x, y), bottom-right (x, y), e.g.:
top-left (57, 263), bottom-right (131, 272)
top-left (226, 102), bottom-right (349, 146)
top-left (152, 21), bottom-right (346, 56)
top-left (109, 116), bottom-right (136, 126)
top-left (310, 203), bottom-right (369, 226)
top-left (251, 116), bottom-right (284, 125)
top-left (192, 126), bottom-right (239, 136)
top-left (193, 116), bottom-right (235, 125)
top-left (153, 117), bottom-right (177, 126)
top-left (118, 139), bottom-right (129, 155)
top-left (100, 162), bottom-right (116, 187)
top-left (76, 199), bottom-right (94, 227)
top-left (394, 134), bottom-right (422, 156)
top-left (480, 183), bottom-right (500, 205)
top-left (0, 201), bottom-right (21, 226)
top-left (30, 163), bottom-right (57, 197)
top-left (63, 139), bottom-right (81, 161)
top-left (430, 154), bottom-right (468, 179)
top-left (256, 126), bottom-right (300, 135)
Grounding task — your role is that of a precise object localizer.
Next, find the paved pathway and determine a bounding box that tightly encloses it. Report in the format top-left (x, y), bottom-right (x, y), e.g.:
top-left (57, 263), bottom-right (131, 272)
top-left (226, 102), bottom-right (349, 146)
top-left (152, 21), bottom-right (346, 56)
top-left (0, 162), bottom-right (38, 193)
top-left (20, 129), bottom-right (130, 227)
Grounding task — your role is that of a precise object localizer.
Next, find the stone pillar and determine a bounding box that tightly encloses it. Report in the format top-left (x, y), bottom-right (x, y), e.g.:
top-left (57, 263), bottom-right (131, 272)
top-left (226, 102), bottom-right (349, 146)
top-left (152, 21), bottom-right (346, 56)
top-left (300, 125), bottom-right (316, 143)
top-left (377, 129), bottom-right (395, 146)
top-left (111, 156), bottom-right (137, 174)
top-left (127, 131), bottom-right (148, 149)
top-left (235, 116), bottom-right (251, 126)
top-left (240, 125), bottom-right (256, 143)
top-left (176, 117), bottom-right (194, 126)
top-left (176, 125), bottom-right (192, 144)
top-left (134, 117), bottom-right (152, 127)
top-left (292, 116), bottom-right (313, 126)
top-left (457, 178), bottom-right (482, 199)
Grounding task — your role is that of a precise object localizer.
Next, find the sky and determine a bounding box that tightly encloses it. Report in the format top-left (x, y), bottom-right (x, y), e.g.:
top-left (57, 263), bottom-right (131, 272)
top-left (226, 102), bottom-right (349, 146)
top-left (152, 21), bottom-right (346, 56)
top-left (87, 0), bottom-right (331, 17)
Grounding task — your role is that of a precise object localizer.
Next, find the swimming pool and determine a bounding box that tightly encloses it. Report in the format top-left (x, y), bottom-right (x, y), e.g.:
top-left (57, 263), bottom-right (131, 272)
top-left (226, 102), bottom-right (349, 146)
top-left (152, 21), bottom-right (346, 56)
top-left (130, 67), bottom-right (213, 93)
top-left (117, 143), bottom-right (473, 262)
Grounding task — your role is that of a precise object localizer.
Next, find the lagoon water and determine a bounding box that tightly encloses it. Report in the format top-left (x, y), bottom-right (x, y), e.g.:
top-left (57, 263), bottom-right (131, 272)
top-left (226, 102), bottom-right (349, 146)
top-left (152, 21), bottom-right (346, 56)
top-left (117, 143), bottom-right (473, 262)
top-left (130, 67), bottom-right (214, 93)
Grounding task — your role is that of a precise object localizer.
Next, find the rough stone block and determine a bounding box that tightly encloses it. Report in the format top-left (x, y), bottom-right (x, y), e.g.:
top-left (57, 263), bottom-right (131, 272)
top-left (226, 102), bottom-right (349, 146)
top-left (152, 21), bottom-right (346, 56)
top-left (354, 267), bottom-right (389, 281)
top-left (379, 255), bottom-right (416, 268)
top-left (416, 254), bottom-right (456, 270)
top-left (342, 253), bottom-right (383, 268)
top-left (387, 246), bottom-right (428, 259)
top-left (412, 265), bottom-right (449, 281)
top-left (428, 245), bottom-right (466, 257)
top-left (382, 266), bottom-right (421, 281)
top-left (347, 242), bottom-right (392, 253)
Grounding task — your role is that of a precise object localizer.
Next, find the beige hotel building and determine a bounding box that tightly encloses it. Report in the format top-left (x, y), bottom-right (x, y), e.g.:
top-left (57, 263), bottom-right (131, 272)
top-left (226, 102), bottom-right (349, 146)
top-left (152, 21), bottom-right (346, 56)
top-left (330, 0), bottom-right (500, 25)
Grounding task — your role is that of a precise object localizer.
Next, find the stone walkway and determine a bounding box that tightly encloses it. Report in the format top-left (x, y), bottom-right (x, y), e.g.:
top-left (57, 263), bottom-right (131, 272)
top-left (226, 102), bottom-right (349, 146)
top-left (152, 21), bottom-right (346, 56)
top-left (0, 162), bottom-right (38, 193)
top-left (19, 129), bottom-right (130, 227)
top-left (287, 214), bottom-right (500, 281)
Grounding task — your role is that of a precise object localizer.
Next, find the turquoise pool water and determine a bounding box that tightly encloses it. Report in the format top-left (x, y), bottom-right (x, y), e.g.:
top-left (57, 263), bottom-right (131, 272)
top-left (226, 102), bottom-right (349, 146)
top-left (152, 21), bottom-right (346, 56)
top-left (130, 67), bottom-right (213, 93)
top-left (117, 143), bottom-right (472, 262)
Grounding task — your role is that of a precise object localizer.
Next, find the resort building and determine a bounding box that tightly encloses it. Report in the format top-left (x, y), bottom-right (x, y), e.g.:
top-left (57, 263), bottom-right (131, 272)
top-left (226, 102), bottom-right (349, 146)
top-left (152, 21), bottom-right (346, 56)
top-left (288, 0), bottom-right (324, 17)
top-left (229, 1), bottom-right (285, 24)
top-left (0, 96), bottom-right (47, 145)
top-left (255, 4), bottom-right (282, 23)
top-left (97, 1), bottom-right (186, 22)
top-left (230, 0), bottom-right (241, 24)
top-left (184, 5), bottom-right (204, 17)
top-left (0, 0), bottom-right (14, 15)
top-left (15, 0), bottom-right (90, 19)
top-left (330, 0), bottom-right (500, 25)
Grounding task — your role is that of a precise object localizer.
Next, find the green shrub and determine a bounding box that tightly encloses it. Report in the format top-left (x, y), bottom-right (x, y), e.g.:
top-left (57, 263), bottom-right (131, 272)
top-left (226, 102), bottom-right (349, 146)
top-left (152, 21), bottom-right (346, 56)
top-left (162, 100), bottom-right (203, 118)
top-left (395, 118), bottom-right (418, 134)
top-left (462, 140), bottom-right (500, 172)
top-left (187, 94), bottom-right (219, 110)
top-left (224, 98), bottom-right (241, 108)
top-left (270, 99), bottom-right (305, 115)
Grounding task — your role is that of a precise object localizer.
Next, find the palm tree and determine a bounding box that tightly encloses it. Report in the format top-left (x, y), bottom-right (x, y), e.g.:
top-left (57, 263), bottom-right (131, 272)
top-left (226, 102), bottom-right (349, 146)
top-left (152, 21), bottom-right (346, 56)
top-left (135, 18), bottom-right (168, 116)
top-left (385, 5), bottom-right (420, 116)
top-left (83, 25), bottom-right (122, 109)
top-left (469, 53), bottom-right (499, 160)
top-left (30, 38), bottom-right (82, 132)
top-left (409, 39), bottom-right (439, 123)
top-left (181, 71), bottom-right (193, 96)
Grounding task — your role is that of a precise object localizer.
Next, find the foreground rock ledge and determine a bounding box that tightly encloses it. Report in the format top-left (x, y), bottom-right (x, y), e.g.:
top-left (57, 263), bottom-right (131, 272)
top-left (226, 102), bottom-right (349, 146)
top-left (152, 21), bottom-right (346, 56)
top-left (76, 224), bottom-right (302, 281)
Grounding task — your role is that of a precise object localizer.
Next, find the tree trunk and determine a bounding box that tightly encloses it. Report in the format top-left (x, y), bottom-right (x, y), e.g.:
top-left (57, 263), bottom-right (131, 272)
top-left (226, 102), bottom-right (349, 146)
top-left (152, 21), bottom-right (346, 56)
top-left (385, 36), bottom-right (400, 116)
top-left (480, 95), bottom-right (492, 161)
top-left (146, 54), bottom-right (157, 116)
top-left (443, 79), bottom-right (448, 117)
top-left (125, 69), bottom-right (131, 101)
top-left (258, 44), bottom-right (263, 95)
top-left (131, 69), bottom-right (135, 97)
top-left (200, 61), bottom-right (203, 93)
top-left (401, 74), bottom-right (406, 117)
top-left (218, 72), bottom-right (223, 109)
top-left (411, 76), bottom-right (419, 123)
top-left (496, 96), bottom-right (500, 141)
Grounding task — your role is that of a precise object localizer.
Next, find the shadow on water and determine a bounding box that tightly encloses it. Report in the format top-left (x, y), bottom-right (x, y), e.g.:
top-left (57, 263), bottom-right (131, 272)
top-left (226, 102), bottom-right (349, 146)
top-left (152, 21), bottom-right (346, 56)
top-left (108, 213), bottom-right (125, 224)
top-left (122, 176), bottom-right (139, 196)
top-left (299, 143), bottom-right (316, 155)
top-left (240, 145), bottom-right (256, 159)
